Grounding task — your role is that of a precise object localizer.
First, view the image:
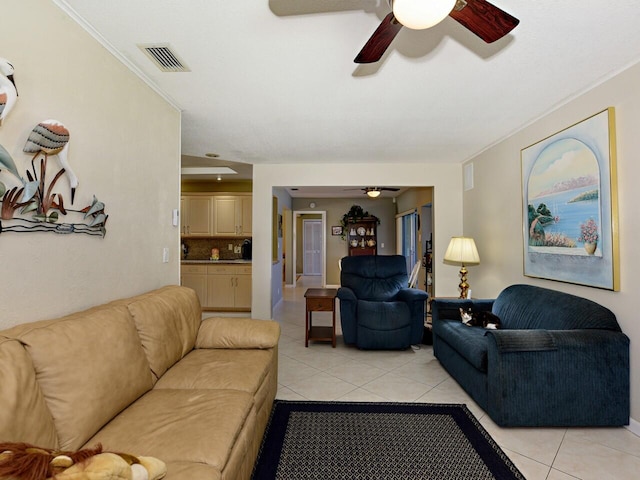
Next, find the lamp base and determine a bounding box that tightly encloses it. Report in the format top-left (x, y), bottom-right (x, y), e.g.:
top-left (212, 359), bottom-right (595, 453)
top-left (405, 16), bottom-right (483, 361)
top-left (458, 265), bottom-right (469, 299)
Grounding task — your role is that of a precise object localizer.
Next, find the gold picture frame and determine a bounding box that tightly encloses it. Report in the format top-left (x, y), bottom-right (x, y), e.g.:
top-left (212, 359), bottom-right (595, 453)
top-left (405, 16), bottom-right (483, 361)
top-left (521, 107), bottom-right (620, 290)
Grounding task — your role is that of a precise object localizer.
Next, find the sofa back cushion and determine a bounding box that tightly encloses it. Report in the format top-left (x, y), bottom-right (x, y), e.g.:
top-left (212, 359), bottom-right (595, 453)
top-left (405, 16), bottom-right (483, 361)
top-left (493, 284), bottom-right (620, 331)
top-left (14, 305), bottom-right (153, 450)
top-left (0, 337), bottom-right (59, 448)
top-left (125, 285), bottom-right (201, 381)
top-left (340, 255), bottom-right (408, 301)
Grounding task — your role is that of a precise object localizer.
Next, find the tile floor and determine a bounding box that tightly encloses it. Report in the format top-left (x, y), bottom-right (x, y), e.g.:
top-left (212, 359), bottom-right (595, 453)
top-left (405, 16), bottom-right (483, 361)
top-left (269, 275), bottom-right (640, 480)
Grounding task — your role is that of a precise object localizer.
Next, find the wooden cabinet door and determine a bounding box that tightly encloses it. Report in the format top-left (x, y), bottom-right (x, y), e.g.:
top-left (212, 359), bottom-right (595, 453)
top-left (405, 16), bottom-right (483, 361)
top-left (234, 274), bottom-right (252, 309)
top-left (207, 274), bottom-right (235, 308)
top-left (187, 197), bottom-right (212, 236)
top-left (240, 196), bottom-right (252, 235)
top-left (213, 197), bottom-right (238, 235)
top-left (180, 273), bottom-right (207, 306)
top-left (180, 197), bottom-right (188, 235)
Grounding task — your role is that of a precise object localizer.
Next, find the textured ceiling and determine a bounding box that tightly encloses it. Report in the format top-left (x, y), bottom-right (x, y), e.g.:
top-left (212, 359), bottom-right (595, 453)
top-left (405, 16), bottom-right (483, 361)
top-left (56, 0), bottom-right (640, 171)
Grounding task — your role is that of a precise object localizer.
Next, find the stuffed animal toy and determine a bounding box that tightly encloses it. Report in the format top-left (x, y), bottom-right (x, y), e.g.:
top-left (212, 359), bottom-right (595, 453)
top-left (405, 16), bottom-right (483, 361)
top-left (0, 443), bottom-right (166, 480)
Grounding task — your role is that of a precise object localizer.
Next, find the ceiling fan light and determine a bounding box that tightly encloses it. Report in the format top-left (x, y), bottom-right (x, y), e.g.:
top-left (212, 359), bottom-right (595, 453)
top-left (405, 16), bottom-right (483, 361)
top-left (392, 0), bottom-right (456, 30)
top-left (367, 189), bottom-right (381, 198)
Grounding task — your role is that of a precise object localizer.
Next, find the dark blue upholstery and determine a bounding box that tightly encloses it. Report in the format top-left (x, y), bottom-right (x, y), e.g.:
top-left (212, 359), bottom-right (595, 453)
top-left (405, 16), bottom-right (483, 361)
top-left (338, 255), bottom-right (428, 349)
top-left (432, 284), bottom-right (630, 427)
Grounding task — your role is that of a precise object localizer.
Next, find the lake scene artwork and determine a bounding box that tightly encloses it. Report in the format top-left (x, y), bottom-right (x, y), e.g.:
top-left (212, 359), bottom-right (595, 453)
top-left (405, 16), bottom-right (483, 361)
top-left (526, 137), bottom-right (602, 257)
top-left (521, 108), bottom-right (619, 290)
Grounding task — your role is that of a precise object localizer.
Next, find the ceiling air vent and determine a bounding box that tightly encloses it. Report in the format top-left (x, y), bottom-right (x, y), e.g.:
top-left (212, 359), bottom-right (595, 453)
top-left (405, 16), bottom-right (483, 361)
top-left (138, 44), bottom-right (190, 72)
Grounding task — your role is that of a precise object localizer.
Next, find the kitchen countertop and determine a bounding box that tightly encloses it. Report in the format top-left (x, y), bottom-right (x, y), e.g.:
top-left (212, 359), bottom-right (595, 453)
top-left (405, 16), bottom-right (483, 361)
top-left (182, 259), bottom-right (252, 264)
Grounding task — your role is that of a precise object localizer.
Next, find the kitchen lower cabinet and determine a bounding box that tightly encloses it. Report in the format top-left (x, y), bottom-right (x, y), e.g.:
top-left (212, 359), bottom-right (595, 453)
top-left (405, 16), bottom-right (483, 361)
top-left (180, 265), bottom-right (208, 306)
top-left (206, 264), bottom-right (252, 311)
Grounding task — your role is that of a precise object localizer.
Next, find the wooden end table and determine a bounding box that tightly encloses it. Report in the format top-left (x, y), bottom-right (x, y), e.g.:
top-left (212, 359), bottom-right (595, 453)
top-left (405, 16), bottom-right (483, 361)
top-left (304, 288), bottom-right (338, 347)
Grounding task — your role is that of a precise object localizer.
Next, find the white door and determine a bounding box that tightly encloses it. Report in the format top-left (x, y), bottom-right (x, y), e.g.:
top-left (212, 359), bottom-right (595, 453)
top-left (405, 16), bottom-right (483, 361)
top-left (303, 220), bottom-right (322, 276)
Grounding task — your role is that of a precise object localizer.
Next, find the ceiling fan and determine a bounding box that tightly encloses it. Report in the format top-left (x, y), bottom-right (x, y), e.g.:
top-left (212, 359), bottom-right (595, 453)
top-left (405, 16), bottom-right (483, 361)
top-left (345, 187), bottom-right (401, 197)
top-left (355, 0), bottom-right (520, 63)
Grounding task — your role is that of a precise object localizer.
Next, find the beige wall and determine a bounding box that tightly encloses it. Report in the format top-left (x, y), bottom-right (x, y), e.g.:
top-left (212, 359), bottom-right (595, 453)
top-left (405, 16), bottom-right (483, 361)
top-left (464, 62), bottom-right (640, 426)
top-left (252, 162), bottom-right (463, 319)
top-left (0, 0), bottom-right (181, 328)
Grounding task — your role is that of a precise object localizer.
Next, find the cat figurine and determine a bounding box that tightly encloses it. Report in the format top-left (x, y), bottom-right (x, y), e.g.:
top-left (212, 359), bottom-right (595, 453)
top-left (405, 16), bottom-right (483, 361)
top-left (459, 307), bottom-right (501, 329)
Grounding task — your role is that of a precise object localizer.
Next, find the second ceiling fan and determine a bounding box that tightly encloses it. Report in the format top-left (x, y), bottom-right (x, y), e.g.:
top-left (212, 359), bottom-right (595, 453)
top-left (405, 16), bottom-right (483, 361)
top-left (355, 0), bottom-right (520, 63)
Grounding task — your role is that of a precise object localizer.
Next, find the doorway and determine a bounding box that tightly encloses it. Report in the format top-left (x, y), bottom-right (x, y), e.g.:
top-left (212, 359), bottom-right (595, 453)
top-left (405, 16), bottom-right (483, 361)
top-left (303, 219), bottom-right (322, 276)
top-left (292, 210), bottom-right (326, 287)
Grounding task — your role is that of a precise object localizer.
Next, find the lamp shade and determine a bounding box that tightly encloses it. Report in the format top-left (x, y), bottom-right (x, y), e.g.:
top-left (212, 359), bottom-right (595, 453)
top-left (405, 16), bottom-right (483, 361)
top-left (392, 0), bottom-right (456, 30)
top-left (366, 189), bottom-right (381, 198)
top-left (443, 237), bottom-right (480, 265)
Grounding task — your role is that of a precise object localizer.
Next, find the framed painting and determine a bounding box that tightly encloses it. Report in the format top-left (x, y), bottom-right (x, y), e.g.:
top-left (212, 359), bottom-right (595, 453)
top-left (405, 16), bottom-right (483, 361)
top-left (521, 107), bottom-right (620, 290)
top-left (331, 226), bottom-right (343, 236)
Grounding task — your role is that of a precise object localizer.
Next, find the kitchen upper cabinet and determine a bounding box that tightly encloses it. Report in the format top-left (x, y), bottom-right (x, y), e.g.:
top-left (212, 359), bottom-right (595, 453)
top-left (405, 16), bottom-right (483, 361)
top-left (240, 196), bottom-right (252, 235)
top-left (213, 196), bottom-right (252, 236)
top-left (181, 196), bottom-right (212, 236)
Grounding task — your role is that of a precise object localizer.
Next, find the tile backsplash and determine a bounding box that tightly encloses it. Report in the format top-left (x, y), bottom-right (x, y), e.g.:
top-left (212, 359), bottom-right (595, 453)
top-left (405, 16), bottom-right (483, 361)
top-left (182, 237), bottom-right (251, 260)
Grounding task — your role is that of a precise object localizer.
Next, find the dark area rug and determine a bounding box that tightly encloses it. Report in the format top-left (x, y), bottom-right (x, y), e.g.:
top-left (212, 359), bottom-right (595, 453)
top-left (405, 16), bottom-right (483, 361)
top-left (252, 401), bottom-right (525, 480)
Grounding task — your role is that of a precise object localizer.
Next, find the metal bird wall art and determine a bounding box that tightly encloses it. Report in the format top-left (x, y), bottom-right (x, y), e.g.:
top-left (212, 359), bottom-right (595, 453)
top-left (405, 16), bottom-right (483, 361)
top-left (23, 119), bottom-right (78, 204)
top-left (0, 57), bottom-right (18, 126)
top-left (0, 140), bottom-right (107, 237)
top-left (0, 59), bottom-right (107, 237)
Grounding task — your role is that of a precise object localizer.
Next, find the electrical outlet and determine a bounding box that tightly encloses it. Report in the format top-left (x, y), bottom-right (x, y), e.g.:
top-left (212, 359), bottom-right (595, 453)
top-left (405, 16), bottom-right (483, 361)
top-left (228, 244), bottom-right (233, 250)
top-left (162, 247), bottom-right (169, 263)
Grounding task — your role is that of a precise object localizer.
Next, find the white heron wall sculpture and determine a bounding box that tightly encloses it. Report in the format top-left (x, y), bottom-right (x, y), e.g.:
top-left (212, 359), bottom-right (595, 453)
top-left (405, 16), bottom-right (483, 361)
top-left (0, 57), bottom-right (18, 126)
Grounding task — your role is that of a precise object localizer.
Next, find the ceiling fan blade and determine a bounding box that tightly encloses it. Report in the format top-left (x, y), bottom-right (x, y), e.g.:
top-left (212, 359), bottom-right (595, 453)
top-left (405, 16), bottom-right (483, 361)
top-left (380, 187), bottom-right (400, 191)
top-left (354, 12), bottom-right (403, 64)
top-left (449, 0), bottom-right (519, 43)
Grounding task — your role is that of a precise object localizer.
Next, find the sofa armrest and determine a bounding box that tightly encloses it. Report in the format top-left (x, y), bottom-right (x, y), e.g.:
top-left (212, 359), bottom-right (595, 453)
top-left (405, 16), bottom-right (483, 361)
top-left (431, 298), bottom-right (494, 323)
top-left (195, 317), bottom-right (280, 349)
top-left (485, 329), bottom-right (630, 426)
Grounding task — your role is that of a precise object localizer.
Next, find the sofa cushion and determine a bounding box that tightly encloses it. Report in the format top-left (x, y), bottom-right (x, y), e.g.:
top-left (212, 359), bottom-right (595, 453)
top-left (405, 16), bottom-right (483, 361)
top-left (0, 337), bottom-right (58, 448)
top-left (434, 321), bottom-right (489, 372)
top-left (492, 284), bottom-right (620, 331)
top-left (155, 349), bottom-right (271, 391)
top-left (126, 286), bottom-right (202, 381)
top-left (84, 389), bottom-right (255, 475)
top-left (15, 305), bottom-right (153, 450)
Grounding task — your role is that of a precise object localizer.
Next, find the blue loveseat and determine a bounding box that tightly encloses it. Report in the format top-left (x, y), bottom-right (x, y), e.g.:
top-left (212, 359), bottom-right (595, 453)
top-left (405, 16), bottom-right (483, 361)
top-left (432, 284), bottom-right (629, 427)
top-left (338, 255), bottom-right (428, 349)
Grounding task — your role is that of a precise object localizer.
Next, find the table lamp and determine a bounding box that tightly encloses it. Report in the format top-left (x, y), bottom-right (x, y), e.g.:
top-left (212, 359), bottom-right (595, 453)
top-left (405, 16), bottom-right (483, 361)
top-left (443, 237), bottom-right (480, 299)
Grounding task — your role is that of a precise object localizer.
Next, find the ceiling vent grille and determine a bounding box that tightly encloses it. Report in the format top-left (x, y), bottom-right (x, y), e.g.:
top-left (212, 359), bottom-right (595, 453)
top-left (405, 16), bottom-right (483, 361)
top-left (138, 44), bottom-right (190, 72)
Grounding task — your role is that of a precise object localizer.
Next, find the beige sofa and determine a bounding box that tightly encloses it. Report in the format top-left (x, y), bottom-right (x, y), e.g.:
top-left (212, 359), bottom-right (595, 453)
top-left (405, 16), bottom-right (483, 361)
top-left (0, 285), bottom-right (280, 480)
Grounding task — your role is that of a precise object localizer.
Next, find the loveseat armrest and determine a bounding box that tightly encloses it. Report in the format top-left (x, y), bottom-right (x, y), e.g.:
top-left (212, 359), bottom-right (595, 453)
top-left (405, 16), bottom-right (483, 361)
top-left (431, 298), bottom-right (494, 323)
top-left (195, 317), bottom-right (280, 349)
top-left (485, 329), bottom-right (630, 426)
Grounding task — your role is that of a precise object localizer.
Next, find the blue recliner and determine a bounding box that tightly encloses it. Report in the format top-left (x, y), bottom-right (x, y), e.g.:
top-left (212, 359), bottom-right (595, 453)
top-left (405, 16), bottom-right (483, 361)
top-left (337, 255), bottom-right (428, 349)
